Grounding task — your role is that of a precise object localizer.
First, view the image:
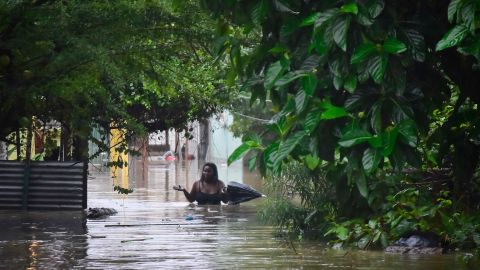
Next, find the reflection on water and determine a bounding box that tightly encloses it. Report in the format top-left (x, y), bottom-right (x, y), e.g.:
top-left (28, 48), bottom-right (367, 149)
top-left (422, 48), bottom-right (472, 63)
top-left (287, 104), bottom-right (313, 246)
top-left (0, 211), bottom-right (87, 269)
top-left (0, 158), bottom-right (477, 269)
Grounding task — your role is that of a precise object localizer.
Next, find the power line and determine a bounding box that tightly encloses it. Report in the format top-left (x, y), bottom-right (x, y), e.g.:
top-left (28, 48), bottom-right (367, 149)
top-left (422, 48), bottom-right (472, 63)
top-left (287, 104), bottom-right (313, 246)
top-left (231, 111), bottom-right (270, 123)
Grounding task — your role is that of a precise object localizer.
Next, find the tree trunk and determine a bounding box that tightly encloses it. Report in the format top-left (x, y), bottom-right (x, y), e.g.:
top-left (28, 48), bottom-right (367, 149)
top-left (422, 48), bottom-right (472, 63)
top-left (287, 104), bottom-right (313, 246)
top-left (198, 119), bottom-right (209, 161)
top-left (25, 123), bottom-right (33, 162)
top-left (61, 125), bottom-right (73, 161)
top-left (73, 134), bottom-right (89, 162)
top-left (15, 129), bottom-right (21, 161)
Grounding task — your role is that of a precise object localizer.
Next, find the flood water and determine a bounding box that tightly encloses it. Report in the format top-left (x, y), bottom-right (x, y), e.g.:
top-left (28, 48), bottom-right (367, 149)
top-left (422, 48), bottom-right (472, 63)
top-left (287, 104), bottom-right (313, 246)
top-left (0, 159), bottom-right (478, 269)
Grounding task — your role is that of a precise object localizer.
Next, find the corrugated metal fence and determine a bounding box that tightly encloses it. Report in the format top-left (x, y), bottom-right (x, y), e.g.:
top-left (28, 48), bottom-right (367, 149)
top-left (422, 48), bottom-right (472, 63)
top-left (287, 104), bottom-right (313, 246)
top-left (0, 161), bottom-right (87, 210)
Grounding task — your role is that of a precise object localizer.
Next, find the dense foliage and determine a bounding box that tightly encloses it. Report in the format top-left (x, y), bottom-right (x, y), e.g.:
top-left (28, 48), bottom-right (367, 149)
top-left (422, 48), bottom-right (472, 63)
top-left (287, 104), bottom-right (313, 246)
top-left (0, 0), bottom-right (229, 159)
top-left (204, 0), bottom-right (480, 250)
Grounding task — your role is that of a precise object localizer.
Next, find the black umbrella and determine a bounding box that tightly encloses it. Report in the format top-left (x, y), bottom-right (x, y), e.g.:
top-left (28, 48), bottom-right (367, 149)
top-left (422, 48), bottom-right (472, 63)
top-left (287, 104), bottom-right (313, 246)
top-left (226, 181), bottom-right (264, 205)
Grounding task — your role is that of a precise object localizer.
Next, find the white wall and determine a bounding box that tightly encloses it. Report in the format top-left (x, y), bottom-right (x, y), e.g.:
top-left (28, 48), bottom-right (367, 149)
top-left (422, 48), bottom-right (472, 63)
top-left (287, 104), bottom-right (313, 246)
top-left (207, 111), bottom-right (243, 182)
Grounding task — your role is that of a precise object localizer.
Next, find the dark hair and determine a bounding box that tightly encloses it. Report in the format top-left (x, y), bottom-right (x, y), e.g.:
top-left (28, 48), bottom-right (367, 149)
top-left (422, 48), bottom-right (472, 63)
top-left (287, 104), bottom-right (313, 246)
top-left (200, 162), bottom-right (218, 182)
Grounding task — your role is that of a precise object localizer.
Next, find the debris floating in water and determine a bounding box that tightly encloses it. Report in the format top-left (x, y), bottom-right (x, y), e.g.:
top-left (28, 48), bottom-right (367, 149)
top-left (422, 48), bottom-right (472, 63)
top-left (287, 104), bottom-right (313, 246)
top-left (121, 238), bottom-right (154, 243)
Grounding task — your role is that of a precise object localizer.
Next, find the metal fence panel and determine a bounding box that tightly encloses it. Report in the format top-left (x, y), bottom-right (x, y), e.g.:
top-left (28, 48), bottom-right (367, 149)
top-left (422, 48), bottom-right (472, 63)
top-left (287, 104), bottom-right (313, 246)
top-left (0, 161), bottom-right (86, 210)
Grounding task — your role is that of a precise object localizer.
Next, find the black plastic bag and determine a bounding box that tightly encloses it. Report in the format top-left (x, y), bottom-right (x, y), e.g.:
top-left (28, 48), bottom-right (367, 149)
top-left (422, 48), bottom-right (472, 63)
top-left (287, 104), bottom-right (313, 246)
top-left (226, 181), bottom-right (264, 205)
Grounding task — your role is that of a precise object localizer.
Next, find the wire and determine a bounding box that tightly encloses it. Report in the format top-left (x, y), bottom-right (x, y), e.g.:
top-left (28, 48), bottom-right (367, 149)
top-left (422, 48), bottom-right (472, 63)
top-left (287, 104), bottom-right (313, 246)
top-left (230, 111), bottom-right (270, 123)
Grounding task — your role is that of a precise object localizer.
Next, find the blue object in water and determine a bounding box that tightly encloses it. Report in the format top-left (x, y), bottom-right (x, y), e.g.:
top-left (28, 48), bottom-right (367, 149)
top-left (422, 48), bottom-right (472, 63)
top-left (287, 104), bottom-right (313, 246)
top-left (185, 215), bottom-right (194, 221)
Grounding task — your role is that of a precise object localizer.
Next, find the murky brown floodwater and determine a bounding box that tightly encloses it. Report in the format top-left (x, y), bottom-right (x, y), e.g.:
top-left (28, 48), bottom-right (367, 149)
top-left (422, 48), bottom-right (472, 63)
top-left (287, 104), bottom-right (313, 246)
top-left (0, 159), bottom-right (478, 269)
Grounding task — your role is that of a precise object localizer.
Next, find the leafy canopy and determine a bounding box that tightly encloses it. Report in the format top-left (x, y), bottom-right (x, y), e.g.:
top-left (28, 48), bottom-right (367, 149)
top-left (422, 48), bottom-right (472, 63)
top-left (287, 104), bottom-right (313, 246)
top-left (204, 0), bottom-right (480, 216)
top-left (0, 0), bottom-right (231, 154)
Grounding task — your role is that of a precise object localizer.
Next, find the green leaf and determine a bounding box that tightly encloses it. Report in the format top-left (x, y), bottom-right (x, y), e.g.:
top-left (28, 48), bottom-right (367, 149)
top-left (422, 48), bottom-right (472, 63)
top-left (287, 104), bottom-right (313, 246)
top-left (391, 97), bottom-right (413, 122)
top-left (380, 233), bottom-right (389, 247)
top-left (225, 67), bottom-right (237, 86)
top-left (357, 65), bottom-right (370, 83)
top-left (460, 1), bottom-right (475, 31)
top-left (397, 119), bottom-right (418, 147)
top-left (368, 0), bottom-right (385, 18)
top-left (264, 61), bottom-right (285, 91)
top-left (314, 9), bottom-right (338, 29)
top-left (383, 38), bottom-right (407, 54)
top-left (344, 94), bottom-right (363, 110)
top-left (308, 42), bottom-right (316, 54)
top-left (329, 58), bottom-right (344, 77)
top-left (335, 226), bottom-right (350, 240)
top-left (300, 55), bottom-right (322, 71)
top-left (320, 100), bottom-right (349, 119)
top-left (313, 31), bottom-right (328, 55)
top-left (435, 24), bottom-right (468, 51)
top-left (309, 135), bottom-right (320, 156)
top-left (448, 0), bottom-right (461, 23)
top-left (339, 129), bottom-right (372, 147)
top-left (263, 142), bottom-right (280, 169)
top-left (356, 4), bottom-right (375, 26)
top-left (274, 71), bottom-right (307, 87)
top-left (304, 108), bottom-right (322, 134)
top-left (363, 148), bottom-right (382, 173)
top-left (277, 98), bottom-right (296, 118)
top-left (351, 42), bottom-right (376, 64)
top-left (332, 16), bottom-right (351, 51)
top-left (372, 231), bottom-right (382, 243)
top-left (368, 135), bottom-right (382, 148)
top-left (273, 0), bottom-right (299, 14)
top-left (333, 75), bottom-right (344, 90)
top-left (368, 54), bottom-right (388, 84)
top-left (245, 139), bottom-right (263, 148)
top-left (269, 44), bottom-right (288, 54)
top-left (370, 102), bottom-right (382, 133)
top-left (241, 76), bottom-right (263, 92)
top-left (356, 171), bottom-right (369, 198)
top-left (295, 90), bottom-right (307, 113)
top-left (340, 3), bottom-right (358, 15)
top-left (269, 118), bottom-right (283, 134)
top-left (344, 74), bottom-right (357, 93)
top-left (251, 0), bottom-right (268, 25)
top-left (403, 29), bottom-right (426, 62)
top-left (305, 154), bottom-right (320, 170)
top-left (228, 142), bottom-right (251, 165)
top-left (301, 12), bottom-right (321, 26)
top-left (248, 155), bottom-right (257, 171)
top-left (301, 74), bottom-right (318, 96)
top-left (270, 114), bottom-right (295, 138)
top-left (381, 127), bottom-right (398, 156)
top-left (273, 131), bottom-right (306, 168)
top-left (323, 18), bottom-right (336, 46)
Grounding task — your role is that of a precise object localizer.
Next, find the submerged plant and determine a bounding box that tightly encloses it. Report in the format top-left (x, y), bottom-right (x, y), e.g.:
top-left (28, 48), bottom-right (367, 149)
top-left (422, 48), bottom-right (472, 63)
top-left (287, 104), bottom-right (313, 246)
top-left (260, 161), bottom-right (336, 239)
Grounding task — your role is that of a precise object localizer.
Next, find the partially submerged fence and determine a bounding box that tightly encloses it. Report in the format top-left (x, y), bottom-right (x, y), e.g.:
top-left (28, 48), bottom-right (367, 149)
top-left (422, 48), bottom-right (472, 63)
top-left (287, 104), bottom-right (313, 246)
top-left (0, 161), bottom-right (87, 210)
